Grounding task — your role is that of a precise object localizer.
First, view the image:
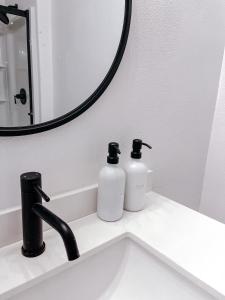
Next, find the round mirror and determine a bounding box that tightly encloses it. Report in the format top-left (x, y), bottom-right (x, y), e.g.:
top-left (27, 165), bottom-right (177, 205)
top-left (0, 0), bottom-right (132, 136)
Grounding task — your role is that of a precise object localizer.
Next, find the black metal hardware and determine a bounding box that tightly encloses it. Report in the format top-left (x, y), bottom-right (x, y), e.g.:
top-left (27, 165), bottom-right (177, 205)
top-left (20, 172), bottom-right (80, 261)
top-left (0, 4), bottom-right (25, 24)
top-left (0, 4), bottom-right (26, 17)
top-left (14, 88), bottom-right (27, 105)
top-left (107, 142), bottom-right (121, 164)
top-left (25, 9), bottom-right (34, 125)
top-left (33, 185), bottom-right (50, 202)
top-left (0, 11), bottom-right (9, 24)
top-left (0, 0), bottom-right (132, 136)
top-left (8, 4), bottom-right (19, 10)
top-left (131, 139), bottom-right (152, 159)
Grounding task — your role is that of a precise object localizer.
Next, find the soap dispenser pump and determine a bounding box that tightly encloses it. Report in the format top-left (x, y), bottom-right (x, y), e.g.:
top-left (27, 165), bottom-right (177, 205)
top-left (124, 139), bottom-right (152, 212)
top-left (97, 143), bottom-right (126, 222)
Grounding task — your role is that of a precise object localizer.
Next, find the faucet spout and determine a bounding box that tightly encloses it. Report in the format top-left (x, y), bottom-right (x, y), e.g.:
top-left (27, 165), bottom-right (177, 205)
top-left (33, 204), bottom-right (80, 261)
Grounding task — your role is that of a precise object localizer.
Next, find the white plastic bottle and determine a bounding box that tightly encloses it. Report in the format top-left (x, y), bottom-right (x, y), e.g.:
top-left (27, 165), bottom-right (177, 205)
top-left (124, 139), bottom-right (152, 212)
top-left (97, 143), bottom-right (125, 222)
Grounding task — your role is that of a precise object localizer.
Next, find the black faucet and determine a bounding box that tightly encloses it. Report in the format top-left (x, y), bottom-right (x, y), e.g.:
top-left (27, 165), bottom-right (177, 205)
top-left (20, 172), bottom-right (80, 261)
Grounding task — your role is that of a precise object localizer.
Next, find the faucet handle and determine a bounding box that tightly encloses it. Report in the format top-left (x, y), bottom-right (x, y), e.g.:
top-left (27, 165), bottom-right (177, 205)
top-left (21, 172), bottom-right (50, 203)
top-left (34, 185), bottom-right (50, 202)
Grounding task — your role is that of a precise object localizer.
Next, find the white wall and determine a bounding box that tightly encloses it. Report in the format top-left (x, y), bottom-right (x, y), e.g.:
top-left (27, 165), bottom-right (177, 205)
top-left (52, 0), bottom-right (124, 118)
top-left (200, 50), bottom-right (225, 223)
top-left (35, 0), bottom-right (54, 122)
top-left (7, 0), bottom-right (35, 8)
top-left (0, 0), bottom-right (225, 211)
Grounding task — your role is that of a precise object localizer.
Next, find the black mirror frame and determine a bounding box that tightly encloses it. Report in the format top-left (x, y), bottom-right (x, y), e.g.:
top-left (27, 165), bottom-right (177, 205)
top-left (1, 0), bottom-right (132, 136)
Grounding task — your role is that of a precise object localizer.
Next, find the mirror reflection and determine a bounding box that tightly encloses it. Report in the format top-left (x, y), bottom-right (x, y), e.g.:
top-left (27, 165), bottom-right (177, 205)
top-left (0, 1), bottom-right (125, 127)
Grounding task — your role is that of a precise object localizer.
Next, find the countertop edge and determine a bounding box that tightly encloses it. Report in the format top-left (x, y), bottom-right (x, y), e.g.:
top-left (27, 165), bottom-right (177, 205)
top-left (0, 192), bottom-right (225, 299)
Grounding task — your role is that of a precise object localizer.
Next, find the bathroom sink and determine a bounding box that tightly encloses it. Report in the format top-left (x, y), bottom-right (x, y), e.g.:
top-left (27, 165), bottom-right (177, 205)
top-left (12, 237), bottom-right (215, 300)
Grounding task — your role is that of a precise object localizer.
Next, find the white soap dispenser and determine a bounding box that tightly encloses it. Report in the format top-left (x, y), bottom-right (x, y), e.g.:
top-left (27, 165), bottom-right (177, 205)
top-left (124, 139), bottom-right (152, 212)
top-left (97, 142), bottom-right (126, 222)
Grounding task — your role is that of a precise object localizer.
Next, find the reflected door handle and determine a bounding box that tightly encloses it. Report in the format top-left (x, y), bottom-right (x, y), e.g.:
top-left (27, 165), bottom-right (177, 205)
top-left (14, 88), bottom-right (27, 105)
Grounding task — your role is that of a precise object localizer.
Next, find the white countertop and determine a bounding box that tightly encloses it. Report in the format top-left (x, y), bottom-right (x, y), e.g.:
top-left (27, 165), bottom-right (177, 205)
top-left (0, 192), bottom-right (225, 299)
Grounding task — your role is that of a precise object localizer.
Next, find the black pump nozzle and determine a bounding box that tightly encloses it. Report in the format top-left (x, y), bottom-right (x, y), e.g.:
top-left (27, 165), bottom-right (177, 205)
top-left (131, 139), bottom-right (152, 159)
top-left (107, 142), bottom-right (121, 164)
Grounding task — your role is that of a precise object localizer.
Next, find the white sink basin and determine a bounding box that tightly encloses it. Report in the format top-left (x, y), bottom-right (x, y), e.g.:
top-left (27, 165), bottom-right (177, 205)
top-left (12, 237), bottom-right (215, 300)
